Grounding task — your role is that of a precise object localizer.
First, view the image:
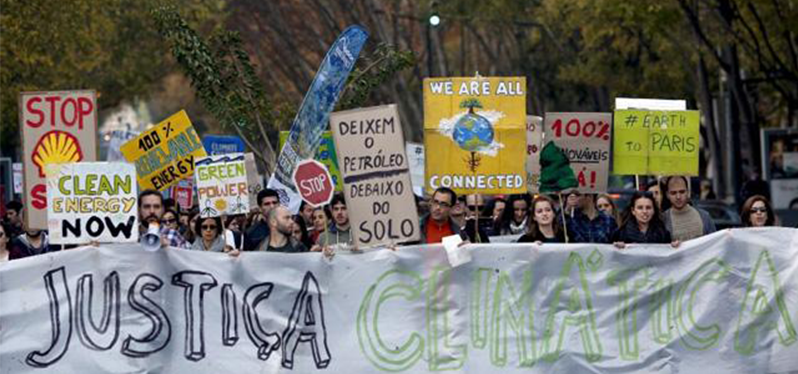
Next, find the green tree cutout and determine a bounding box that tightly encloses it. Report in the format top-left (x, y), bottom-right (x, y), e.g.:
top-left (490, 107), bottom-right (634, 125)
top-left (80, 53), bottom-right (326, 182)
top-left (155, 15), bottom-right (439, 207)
top-left (152, 6), bottom-right (415, 174)
top-left (539, 141), bottom-right (578, 193)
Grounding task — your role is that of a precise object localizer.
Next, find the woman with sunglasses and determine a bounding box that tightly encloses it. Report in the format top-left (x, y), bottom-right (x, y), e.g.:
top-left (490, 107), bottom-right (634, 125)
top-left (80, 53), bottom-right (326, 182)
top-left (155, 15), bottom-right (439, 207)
top-left (190, 216), bottom-right (227, 252)
top-left (162, 209), bottom-right (179, 232)
top-left (612, 191), bottom-right (679, 249)
top-left (741, 195), bottom-right (775, 227)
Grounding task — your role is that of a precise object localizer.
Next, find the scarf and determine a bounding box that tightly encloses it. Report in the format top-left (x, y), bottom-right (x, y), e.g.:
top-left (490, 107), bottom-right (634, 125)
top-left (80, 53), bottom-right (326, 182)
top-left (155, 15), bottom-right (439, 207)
top-left (669, 206), bottom-right (704, 241)
top-left (508, 218), bottom-right (528, 235)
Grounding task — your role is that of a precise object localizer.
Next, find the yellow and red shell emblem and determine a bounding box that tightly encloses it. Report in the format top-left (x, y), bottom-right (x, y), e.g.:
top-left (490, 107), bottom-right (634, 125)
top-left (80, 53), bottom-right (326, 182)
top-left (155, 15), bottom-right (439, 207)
top-left (32, 130), bottom-right (83, 177)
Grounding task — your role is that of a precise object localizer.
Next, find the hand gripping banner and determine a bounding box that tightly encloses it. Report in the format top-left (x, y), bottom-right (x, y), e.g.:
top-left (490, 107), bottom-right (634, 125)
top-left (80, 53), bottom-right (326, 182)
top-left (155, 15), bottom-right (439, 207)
top-left (1, 228), bottom-right (797, 373)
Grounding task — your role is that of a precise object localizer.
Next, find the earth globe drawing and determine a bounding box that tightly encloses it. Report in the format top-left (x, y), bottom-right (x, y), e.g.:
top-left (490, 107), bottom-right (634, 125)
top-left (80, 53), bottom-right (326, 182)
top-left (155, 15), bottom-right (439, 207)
top-left (452, 98), bottom-right (494, 152)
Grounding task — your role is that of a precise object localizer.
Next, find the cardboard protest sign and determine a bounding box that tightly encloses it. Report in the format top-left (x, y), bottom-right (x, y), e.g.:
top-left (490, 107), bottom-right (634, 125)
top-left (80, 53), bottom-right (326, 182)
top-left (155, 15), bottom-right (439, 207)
top-left (202, 135), bottom-right (245, 155)
top-left (543, 113), bottom-right (612, 192)
top-left (120, 110), bottom-right (206, 191)
top-left (279, 131), bottom-right (343, 192)
top-left (613, 110), bottom-right (700, 175)
top-left (423, 77), bottom-right (527, 195)
top-left (526, 116), bottom-right (543, 193)
top-left (171, 178), bottom-right (194, 211)
top-left (46, 162), bottom-right (137, 244)
top-left (330, 104), bottom-right (420, 247)
top-left (20, 90), bottom-right (98, 229)
top-left (244, 153), bottom-right (264, 208)
top-left (194, 153), bottom-right (249, 218)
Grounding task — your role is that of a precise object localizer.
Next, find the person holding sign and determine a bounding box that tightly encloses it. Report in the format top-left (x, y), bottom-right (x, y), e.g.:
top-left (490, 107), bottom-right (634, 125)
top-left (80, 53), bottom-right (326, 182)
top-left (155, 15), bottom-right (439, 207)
top-left (138, 190), bottom-right (187, 248)
top-left (741, 195), bottom-right (776, 227)
top-left (566, 193), bottom-right (617, 244)
top-left (420, 187), bottom-right (461, 244)
top-left (189, 216), bottom-right (226, 252)
top-left (612, 191), bottom-right (678, 248)
top-left (256, 206), bottom-right (307, 253)
top-left (9, 227), bottom-right (53, 260)
top-left (518, 195), bottom-right (567, 244)
top-left (245, 189), bottom-right (280, 251)
top-left (315, 195), bottom-right (352, 248)
top-left (499, 194), bottom-right (531, 235)
top-left (661, 176), bottom-right (716, 241)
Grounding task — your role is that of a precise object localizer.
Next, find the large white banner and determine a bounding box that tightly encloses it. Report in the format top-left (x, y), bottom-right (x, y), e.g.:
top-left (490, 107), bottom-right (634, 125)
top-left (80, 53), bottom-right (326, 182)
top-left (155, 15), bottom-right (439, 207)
top-left (1, 229), bottom-right (797, 373)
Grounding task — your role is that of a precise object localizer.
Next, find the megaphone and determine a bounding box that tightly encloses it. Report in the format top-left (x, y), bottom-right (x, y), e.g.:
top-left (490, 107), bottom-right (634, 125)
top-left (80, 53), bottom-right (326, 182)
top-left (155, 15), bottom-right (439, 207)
top-left (141, 223), bottom-right (161, 252)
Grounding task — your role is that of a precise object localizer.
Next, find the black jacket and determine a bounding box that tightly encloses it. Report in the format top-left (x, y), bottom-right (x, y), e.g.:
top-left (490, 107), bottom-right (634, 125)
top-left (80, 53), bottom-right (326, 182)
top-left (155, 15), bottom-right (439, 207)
top-left (611, 222), bottom-right (671, 244)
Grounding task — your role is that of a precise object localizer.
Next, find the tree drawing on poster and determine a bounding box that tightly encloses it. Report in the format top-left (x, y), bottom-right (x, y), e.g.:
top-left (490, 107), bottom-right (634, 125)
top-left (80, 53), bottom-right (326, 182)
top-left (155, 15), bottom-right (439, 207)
top-left (423, 77), bottom-right (527, 195)
top-left (194, 154), bottom-right (249, 218)
top-left (46, 162), bottom-right (138, 244)
top-left (613, 110), bottom-right (700, 175)
top-left (544, 113), bottom-right (612, 193)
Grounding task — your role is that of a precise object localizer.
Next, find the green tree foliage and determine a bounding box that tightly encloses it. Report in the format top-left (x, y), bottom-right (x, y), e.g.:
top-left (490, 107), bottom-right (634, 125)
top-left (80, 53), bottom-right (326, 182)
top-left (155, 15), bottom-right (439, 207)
top-left (152, 5), bottom-right (415, 173)
top-left (0, 0), bottom-right (222, 157)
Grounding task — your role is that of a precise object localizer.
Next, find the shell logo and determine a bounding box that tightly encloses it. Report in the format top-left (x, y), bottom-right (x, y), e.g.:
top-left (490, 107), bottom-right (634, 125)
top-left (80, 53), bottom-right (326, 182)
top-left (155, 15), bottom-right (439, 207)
top-left (32, 130), bottom-right (83, 177)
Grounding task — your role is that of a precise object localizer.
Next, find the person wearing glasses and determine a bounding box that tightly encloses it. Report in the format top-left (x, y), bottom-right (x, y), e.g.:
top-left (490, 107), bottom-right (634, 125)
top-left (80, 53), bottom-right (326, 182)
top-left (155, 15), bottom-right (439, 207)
top-left (612, 191), bottom-right (679, 249)
top-left (161, 209), bottom-right (179, 232)
top-left (420, 187), bottom-right (461, 244)
top-left (741, 195), bottom-right (776, 227)
top-left (190, 216), bottom-right (227, 252)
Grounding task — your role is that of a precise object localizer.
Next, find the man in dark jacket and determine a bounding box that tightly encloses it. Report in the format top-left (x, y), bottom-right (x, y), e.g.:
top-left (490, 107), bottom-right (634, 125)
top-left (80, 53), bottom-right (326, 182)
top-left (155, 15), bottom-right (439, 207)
top-left (10, 229), bottom-right (54, 260)
top-left (245, 189), bottom-right (280, 250)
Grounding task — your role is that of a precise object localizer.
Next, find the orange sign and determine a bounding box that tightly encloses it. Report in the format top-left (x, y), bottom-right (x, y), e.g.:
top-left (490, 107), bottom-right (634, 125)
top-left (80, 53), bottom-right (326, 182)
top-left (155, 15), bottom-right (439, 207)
top-left (20, 90), bottom-right (98, 229)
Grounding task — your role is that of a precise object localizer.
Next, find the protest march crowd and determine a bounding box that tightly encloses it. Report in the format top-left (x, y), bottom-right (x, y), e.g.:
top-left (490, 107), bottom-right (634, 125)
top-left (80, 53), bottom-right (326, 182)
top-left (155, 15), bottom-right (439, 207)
top-left (0, 175), bottom-right (779, 262)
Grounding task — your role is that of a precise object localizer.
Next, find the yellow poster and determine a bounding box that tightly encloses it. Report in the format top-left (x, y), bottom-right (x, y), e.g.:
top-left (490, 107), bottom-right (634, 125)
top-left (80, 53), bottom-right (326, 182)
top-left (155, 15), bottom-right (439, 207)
top-left (613, 110), bottom-right (700, 176)
top-left (423, 77), bottom-right (527, 195)
top-left (120, 110), bottom-right (207, 191)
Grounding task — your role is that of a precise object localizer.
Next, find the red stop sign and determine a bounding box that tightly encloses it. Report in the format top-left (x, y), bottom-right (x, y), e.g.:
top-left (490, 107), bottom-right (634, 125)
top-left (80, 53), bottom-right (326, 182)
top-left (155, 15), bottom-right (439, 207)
top-left (292, 159), bottom-right (334, 207)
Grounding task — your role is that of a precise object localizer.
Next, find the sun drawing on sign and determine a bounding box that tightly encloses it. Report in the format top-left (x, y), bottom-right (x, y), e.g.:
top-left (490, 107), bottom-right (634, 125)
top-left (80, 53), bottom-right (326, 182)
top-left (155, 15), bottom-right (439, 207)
top-left (214, 199), bottom-right (228, 212)
top-left (32, 130), bottom-right (83, 177)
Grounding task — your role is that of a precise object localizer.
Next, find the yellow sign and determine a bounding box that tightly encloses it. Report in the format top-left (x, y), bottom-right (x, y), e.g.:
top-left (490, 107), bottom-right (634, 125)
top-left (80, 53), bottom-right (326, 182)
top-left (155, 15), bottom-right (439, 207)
top-left (423, 77), bottom-right (527, 195)
top-left (613, 110), bottom-right (700, 175)
top-left (120, 110), bottom-right (207, 191)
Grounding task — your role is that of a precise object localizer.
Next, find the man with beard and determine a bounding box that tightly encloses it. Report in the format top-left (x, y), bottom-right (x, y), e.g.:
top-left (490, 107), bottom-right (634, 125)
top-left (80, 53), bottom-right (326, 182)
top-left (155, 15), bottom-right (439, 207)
top-left (316, 194), bottom-right (352, 248)
top-left (257, 205), bottom-right (307, 253)
top-left (662, 176), bottom-right (716, 242)
top-left (245, 189), bottom-right (280, 250)
top-left (9, 226), bottom-right (53, 260)
top-left (139, 190), bottom-right (187, 248)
